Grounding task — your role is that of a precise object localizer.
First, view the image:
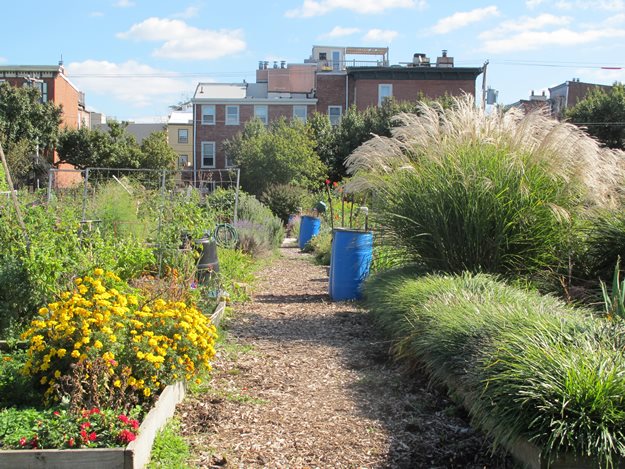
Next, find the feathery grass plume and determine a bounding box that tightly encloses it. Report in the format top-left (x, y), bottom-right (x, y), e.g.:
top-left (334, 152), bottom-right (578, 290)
top-left (345, 94), bottom-right (625, 276)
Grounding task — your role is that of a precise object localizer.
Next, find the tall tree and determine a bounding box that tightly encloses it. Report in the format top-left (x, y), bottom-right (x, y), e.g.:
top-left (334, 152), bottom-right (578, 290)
top-left (565, 83), bottom-right (625, 149)
top-left (224, 117), bottom-right (325, 196)
top-left (0, 82), bottom-right (62, 185)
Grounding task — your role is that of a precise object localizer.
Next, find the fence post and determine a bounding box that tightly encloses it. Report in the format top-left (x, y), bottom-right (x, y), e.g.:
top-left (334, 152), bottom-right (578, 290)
top-left (157, 169), bottom-right (167, 277)
top-left (47, 169), bottom-right (54, 204)
top-left (233, 168), bottom-right (240, 224)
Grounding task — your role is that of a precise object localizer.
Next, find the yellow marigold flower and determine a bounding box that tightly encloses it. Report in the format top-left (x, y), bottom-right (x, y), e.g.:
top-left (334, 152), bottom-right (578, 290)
top-left (109, 335), bottom-right (117, 343)
top-left (71, 350), bottom-right (80, 358)
top-left (38, 307), bottom-right (49, 316)
top-left (74, 341), bottom-right (82, 349)
top-left (128, 376), bottom-right (137, 386)
top-left (128, 295), bottom-right (138, 306)
top-left (136, 351), bottom-right (145, 360)
top-left (40, 376), bottom-right (47, 384)
top-left (74, 278), bottom-right (83, 285)
top-left (54, 370), bottom-right (61, 379)
top-left (148, 338), bottom-right (157, 347)
top-left (143, 387), bottom-right (151, 397)
top-left (78, 285), bottom-right (88, 295)
top-left (94, 340), bottom-right (103, 349)
top-left (195, 378), bottom-right (202, 385)
top-left (82, 336), bottom-right (91, 345)
top-left (113, 379), bottom-right (121, 388)
top-left (94, 268), bottom-right (104, 276)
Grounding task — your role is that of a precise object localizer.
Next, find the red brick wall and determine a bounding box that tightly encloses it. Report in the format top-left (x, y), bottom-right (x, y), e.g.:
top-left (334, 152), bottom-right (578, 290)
top-left (352, 79), bottom-right (476, 109)
top-left (194, 103), bottom-right (316, 169)
top-left (316, 75), bottom-right (347, 114)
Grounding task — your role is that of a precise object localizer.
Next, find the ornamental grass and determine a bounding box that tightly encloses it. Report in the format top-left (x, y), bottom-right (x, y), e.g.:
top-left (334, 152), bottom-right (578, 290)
top-left (21, 268), bottom-right (217, 408)
top-left (345, 95), bottom-right (625, 278)
top-left (364, 269), bottom-right (625, 467)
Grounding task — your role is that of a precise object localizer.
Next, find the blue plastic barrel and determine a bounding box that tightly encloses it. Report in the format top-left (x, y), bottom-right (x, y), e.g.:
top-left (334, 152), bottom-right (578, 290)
top-left (329, 228), bottom-right (373, 301)
top-left (298, 215), bottom-right (321, 249)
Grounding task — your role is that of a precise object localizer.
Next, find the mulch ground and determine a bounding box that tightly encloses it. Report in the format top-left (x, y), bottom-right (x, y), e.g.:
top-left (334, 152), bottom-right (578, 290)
top-left (178, 241), bottom-right (516, 468)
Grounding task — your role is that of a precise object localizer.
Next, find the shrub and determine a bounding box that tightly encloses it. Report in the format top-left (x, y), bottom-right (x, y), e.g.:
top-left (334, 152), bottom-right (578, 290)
top-left (261, 183), bottom-right (309, 224)
top-left (238, 192), bottom-right (284, 249)
top-left (306, 229), bottom-right (332, 265)
top-left (234, 220), bottom-right (273, 257)
top-left (21, 269), bottom-right (217, 407)
top-left (363, 270), bottom-right (625, 466)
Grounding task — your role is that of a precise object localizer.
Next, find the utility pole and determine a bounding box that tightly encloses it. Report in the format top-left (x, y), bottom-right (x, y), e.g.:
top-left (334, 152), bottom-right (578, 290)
top-left (481, 60), bottom-right (489, 111)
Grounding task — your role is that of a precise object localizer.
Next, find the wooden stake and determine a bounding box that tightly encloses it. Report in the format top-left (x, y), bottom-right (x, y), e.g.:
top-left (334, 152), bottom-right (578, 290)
top-left (0, 142), bottom-right (30, 252)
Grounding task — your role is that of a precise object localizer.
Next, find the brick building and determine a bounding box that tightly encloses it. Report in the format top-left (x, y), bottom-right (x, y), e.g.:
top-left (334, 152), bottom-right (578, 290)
top-left (549, 79), bottom-right (613, 118)
top-left (0, 64), bottom-right (87, 186)
top-left (191, 46), bottom-right (483, 172)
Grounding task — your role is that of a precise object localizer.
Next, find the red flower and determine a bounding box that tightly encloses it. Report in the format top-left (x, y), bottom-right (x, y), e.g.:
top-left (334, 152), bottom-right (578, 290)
top-left (68, 437), bottom-right (75, 448)
top-left (80, 422), bottom-right (91, 430)
top-left (30, 436), bottom-right (38, 449)
top-left (53, 411), bottom-right (60, 417)
top-left (89, 408), bottom-right (100, 415)
top-left (118, 429), bottom-right (136, 444)
top-left (333, 181), bottom-right (338, 187)
top-left (325, 179), bottom-right (330, 185)
top-left (130, 419), bottom-right (140, 430)
top-left (80, 430), bottom-right (88, 441)
top-left (118, 414), bottom-right (130, 424)
top-left (88, 432), bottom-right (97, 442)
top-left (19, 437), bottom-right (27, 447)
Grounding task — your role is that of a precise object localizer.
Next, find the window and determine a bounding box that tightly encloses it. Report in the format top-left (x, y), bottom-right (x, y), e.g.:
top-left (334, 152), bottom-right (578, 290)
top-left (177, 128), bottom-right (188, 144)
top-left (201, 142), bottom-right (215, 168)
top-left (332, 51), bottom-right (341, 72)
top-left (225, 105), bottom-right (239, 125)
top-left (254, 105), bottom-right (268, 125)
top-left (378, 84), bottom-right (393, 106)
top-left (178, 154), bottom-right (189, 169)
top-left (293, 105), bottom-right (307, 123)
top-left (201, 105), bottom-right (215, 125)
top-left (328, 106), bottom-right (342, 126)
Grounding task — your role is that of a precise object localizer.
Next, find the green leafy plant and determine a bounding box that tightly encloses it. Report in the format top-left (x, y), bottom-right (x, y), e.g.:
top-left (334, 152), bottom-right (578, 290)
top-left (260, 183), bottom-right (309, 224)
top-left (600, 257), bottom-right (625, 320)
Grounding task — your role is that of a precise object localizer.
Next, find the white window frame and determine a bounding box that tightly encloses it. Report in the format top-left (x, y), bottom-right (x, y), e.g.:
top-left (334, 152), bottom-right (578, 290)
top-left (378, 84), bottom-right (393, 106)
top-left (201, 141), bottom-right (216, 168)
top-left (201, 105), bottom-right (215, 125)
top-left (254, 105), bottom-right (268, 125)
top-left (225, 105), bottom-right (240, 125)
top-left (293, 105), bottom-right (307, 123)
top-left (177, 128), bottom-right (188, 144)
top-left (328, 106), bottom-right (342, 126)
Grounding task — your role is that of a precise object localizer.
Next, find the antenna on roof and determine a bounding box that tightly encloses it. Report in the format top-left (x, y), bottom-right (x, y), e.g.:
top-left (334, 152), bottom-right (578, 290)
top-left (59, 54), bottom-right (64, 66)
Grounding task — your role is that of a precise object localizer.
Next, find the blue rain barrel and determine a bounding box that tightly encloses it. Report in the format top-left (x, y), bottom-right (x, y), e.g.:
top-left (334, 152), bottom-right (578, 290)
top-left (329, 228), bottom-right (373, 301)
top-left (298, 215), bottom-right (321, 249)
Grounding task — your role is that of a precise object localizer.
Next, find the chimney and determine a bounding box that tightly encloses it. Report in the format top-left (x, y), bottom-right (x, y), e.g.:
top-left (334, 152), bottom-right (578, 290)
top-left (436, 50), bottom-right (454, 68)
top-left (264, 61), bottom-right (269, 69)
top-left (280, 60), bottom-right (286, 69)
top-left (258, 61), bottom-right (263, 70)
top-left (273, 61), bottom-right (278, 69)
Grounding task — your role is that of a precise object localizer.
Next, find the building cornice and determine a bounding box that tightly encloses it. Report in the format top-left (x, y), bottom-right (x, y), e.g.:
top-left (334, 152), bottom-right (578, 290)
top-left (346, 66), bottom-right (483, 81)
top-left (191, 98), bottom-right (318, 105)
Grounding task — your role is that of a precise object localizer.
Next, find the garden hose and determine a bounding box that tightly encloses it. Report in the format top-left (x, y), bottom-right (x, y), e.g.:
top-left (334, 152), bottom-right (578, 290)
top-left (213, 223), bottom-right (238, 248)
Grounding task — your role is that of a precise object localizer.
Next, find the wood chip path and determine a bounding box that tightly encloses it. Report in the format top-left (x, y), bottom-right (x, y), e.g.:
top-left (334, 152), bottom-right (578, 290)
top-left (178, 241), bottom-right (514, 468)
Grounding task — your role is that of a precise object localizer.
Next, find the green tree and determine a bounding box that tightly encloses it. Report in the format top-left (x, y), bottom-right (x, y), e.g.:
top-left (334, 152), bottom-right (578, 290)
top-left (224, 117), bottom-right (325, 196)
top-left (565, 83), bottom-right (625, 149)
top-left (0, 82), bottom-right (62, 185)
top-left (57, 123), bottom-right (175, 170)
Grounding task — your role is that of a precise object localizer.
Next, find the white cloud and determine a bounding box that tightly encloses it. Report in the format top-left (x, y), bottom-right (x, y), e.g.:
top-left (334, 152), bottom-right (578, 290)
top-left (526, 0), bottom-right (546, 8)
top-left (113, 0), bottom-right (135, 7)
top-left (480, 13), bottom-right (572, 40)
top-left (0, 57), bottom-right (7, 64)
top-left (285, 0), bottom-right (424, 18)
top-left (172, 6), bottom-right (200, 19)
top-left (90, 11), bottom-right (104, 17)
top-left (582, 67), bottom-right (625, 83)
top-left (555, 0), bottom-right (625, 9)
top-left (363, 29), bottom-right (398, 43)
top-left (480, 27), bottom-right (625, 53)
top-left (430, 6), bottom-right (499, 34)
top-left (117, 18), bottom-right (246, 60)
top-left (66, 60), bottom-right (193, 109)
top-left (320, 26), bottom-right (361, 38)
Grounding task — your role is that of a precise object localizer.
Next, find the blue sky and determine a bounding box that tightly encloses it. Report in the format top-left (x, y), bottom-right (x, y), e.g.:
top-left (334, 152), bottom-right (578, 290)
top-left (2, 0), bottom-right (624, 121)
